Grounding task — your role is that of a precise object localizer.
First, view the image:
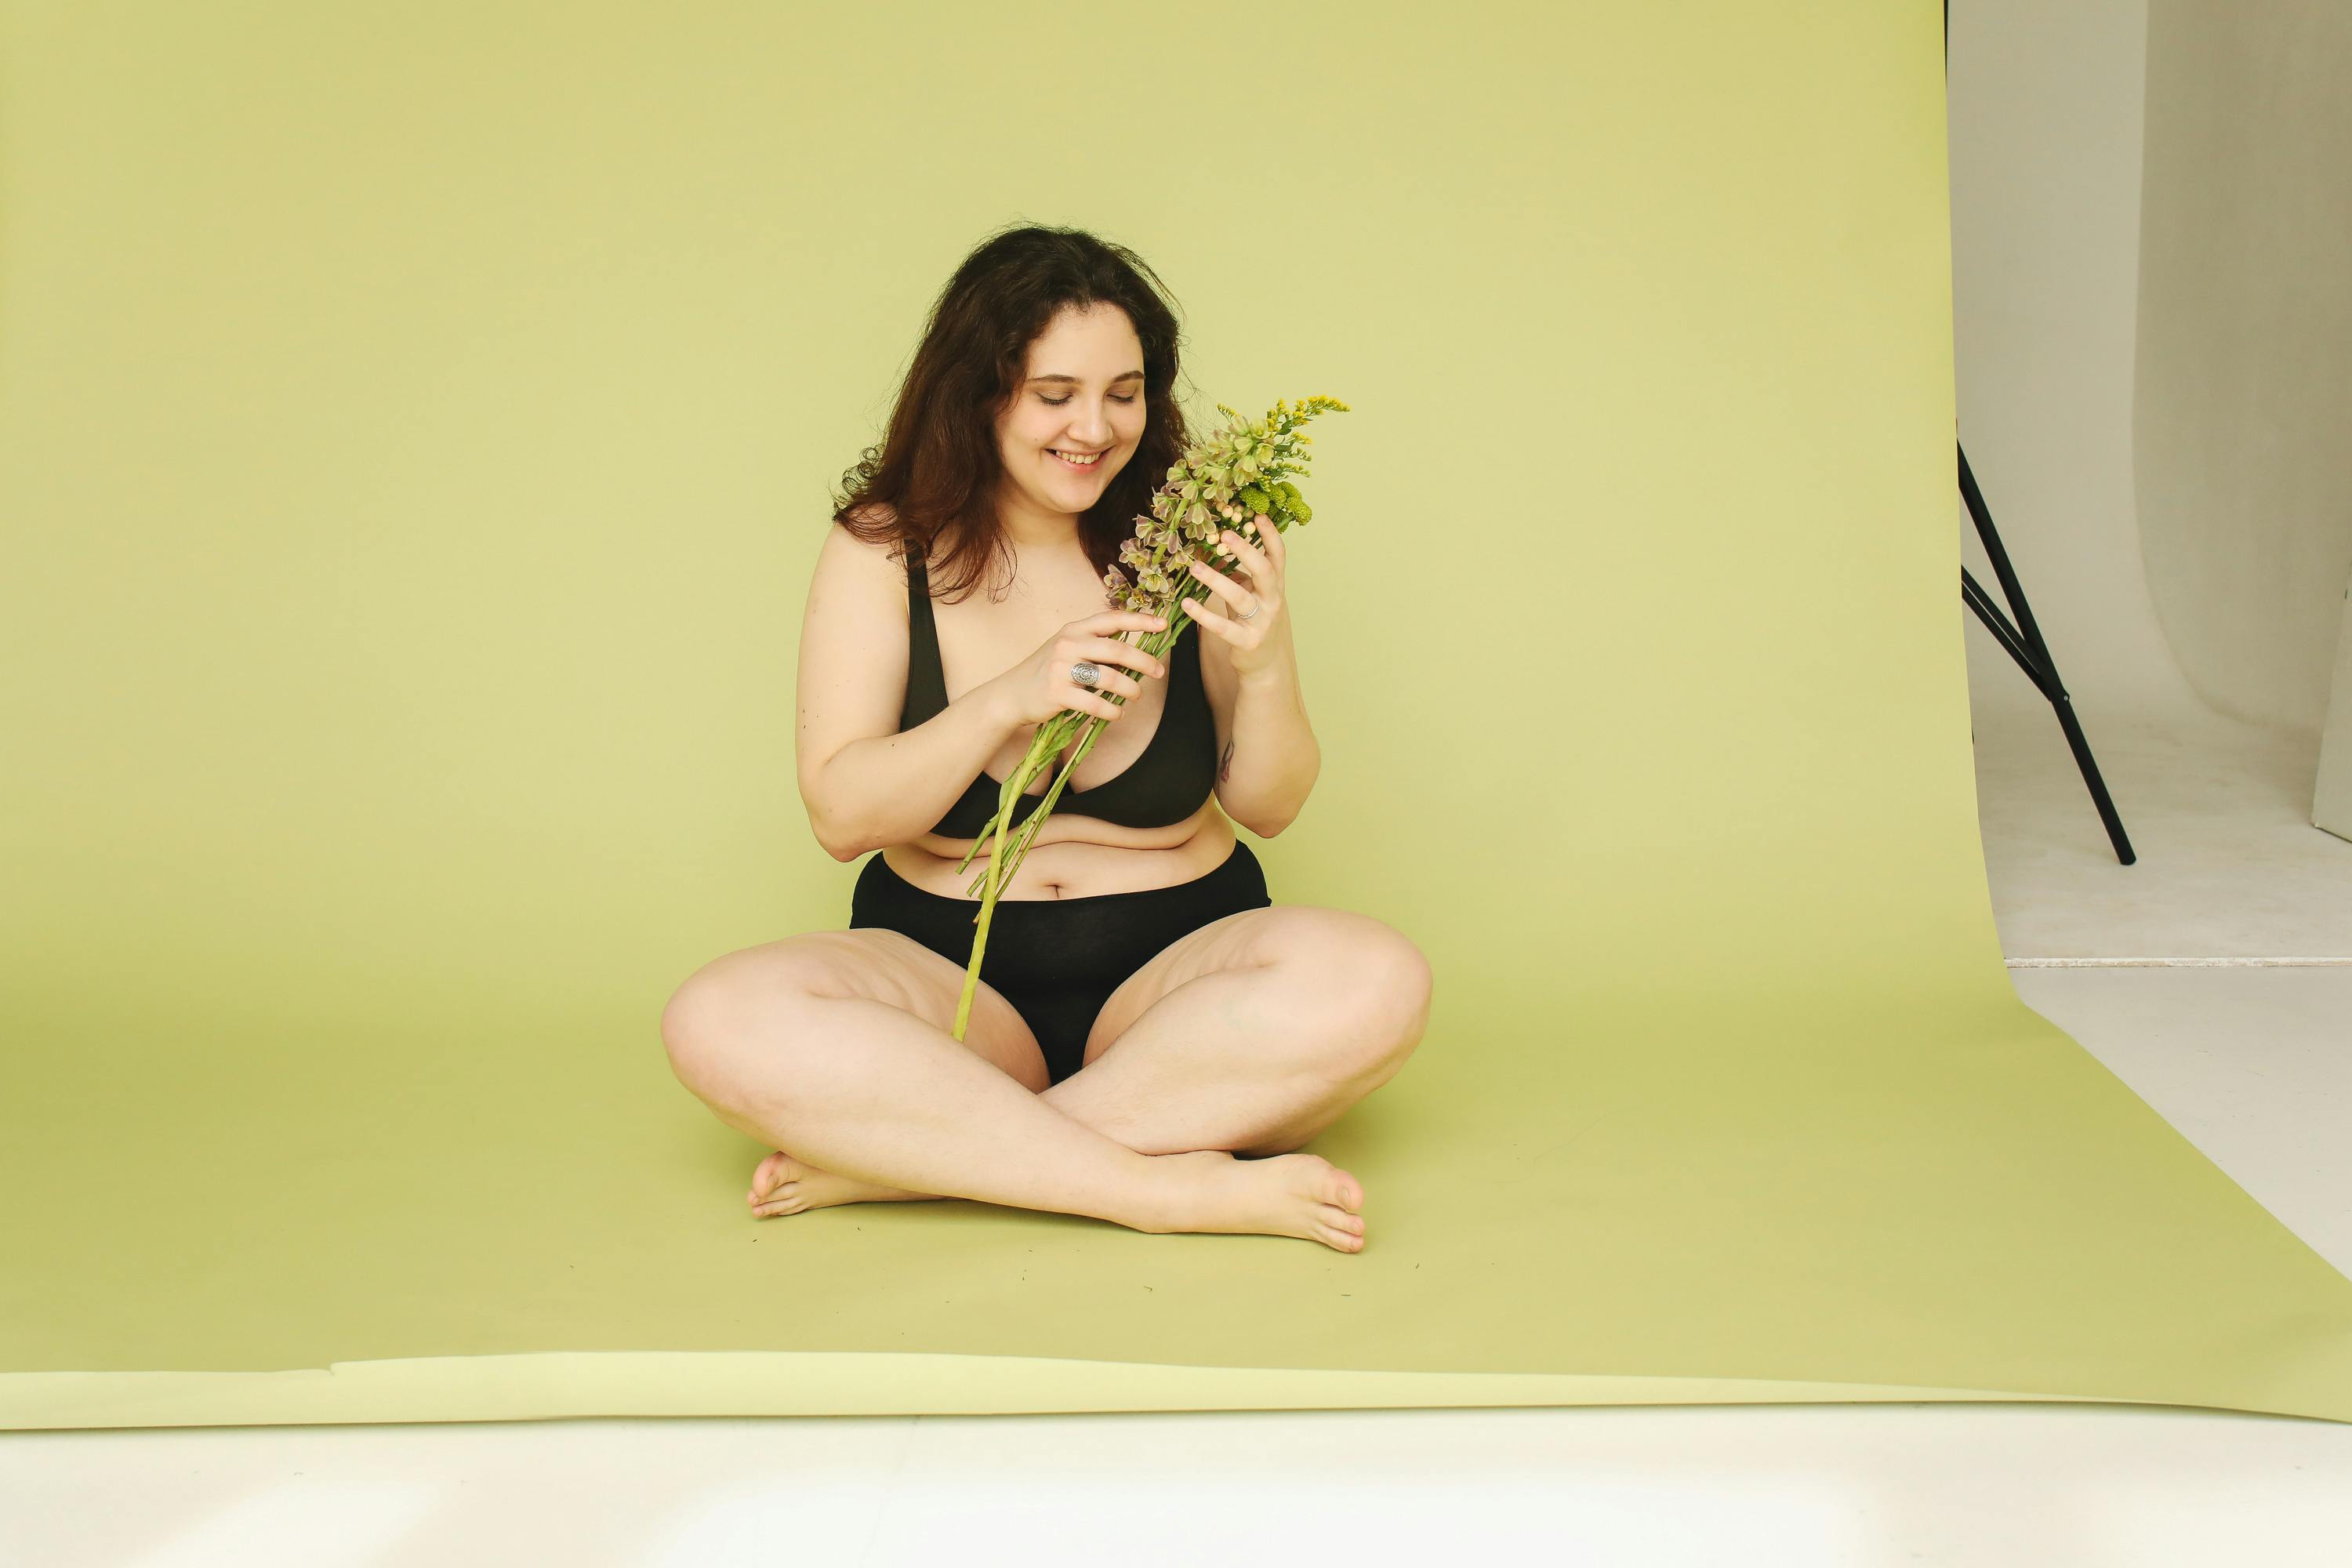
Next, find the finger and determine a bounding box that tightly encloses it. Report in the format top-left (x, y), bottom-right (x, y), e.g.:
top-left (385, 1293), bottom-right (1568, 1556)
top-left (1180, 595), bottom-right (1232, 635)
top-left (1185, 557), bottom-right (1246, 606)
top-left (1205, 540), bottom-right (1279, 617)
top-left (1072, 685), bottom-right (1126, 720)
top-left (1254, 513), bottom-right (1285, 564)
top-left (1222, 526), bottom-right (1269, 581)
top-left (1087, 609), bottom-right (1168, 632)
top-left (1085, 635), bottom-right (1167, 679)
top-left (1071, 665), bottom-right (1143, 703)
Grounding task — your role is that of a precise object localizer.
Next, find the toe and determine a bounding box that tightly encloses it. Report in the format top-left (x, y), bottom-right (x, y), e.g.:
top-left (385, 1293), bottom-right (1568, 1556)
top-left (750, 1151), bottom-right (797, 1201)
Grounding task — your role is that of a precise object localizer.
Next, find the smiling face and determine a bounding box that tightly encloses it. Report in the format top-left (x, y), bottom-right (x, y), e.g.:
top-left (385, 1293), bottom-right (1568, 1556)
top-left (993, 302), bottom-right (1148, 542)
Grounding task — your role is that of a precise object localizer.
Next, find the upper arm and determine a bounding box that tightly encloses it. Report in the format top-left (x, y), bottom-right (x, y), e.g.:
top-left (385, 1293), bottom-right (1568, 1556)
top-left (796, 517), bottom-right (910, 849)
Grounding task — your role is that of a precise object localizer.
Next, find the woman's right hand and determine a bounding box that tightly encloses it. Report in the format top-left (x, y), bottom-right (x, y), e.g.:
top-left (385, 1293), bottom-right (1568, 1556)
top-left (993, 609), bottom-right (1170, 728)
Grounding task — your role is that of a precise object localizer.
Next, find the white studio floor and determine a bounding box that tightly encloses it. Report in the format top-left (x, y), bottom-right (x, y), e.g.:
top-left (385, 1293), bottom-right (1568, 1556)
top-left (5, 684), bottom-right (2349, 1568)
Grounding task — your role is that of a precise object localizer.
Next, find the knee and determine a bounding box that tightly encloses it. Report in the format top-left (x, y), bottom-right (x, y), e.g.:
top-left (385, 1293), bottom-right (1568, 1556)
top-left (1306, 915), bottom-right (1433, 1067)
top-left (659, 963), bottom-right (742, 1101)
top-left (1361, 924), bottom-right (1434, 1040)
top-left (658, 945), bottom-right (829, 1105)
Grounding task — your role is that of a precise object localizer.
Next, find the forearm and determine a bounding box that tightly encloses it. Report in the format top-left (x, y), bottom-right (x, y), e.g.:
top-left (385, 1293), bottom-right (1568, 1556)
top-left (1218, 661), bottom-right (1319, 835)
top-left (810, 680), bottom-right (1019, 860)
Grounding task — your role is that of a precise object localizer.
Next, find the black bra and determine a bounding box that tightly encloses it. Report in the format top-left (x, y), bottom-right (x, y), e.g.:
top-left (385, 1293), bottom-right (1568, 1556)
top-left (896, 550), bottom-right (1217, 837)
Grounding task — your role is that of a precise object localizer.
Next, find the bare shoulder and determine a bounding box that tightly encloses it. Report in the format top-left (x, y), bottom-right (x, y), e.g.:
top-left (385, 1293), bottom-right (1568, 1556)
top-left (820, 503), bottom-right (913, 586)
top-left (803, 508), bottom-right (912, 662)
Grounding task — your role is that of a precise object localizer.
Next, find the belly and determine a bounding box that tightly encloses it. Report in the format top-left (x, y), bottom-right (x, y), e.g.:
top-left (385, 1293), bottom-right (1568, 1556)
top-left (885, 800), bottom-right (1236, 902)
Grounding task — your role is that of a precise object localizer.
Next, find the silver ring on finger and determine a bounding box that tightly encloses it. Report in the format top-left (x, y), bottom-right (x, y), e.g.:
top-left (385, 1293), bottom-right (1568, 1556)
top-left (1069, 660), bottom-right (1101, 687)
top-left (1236, 596), bottom-right (1260, 620)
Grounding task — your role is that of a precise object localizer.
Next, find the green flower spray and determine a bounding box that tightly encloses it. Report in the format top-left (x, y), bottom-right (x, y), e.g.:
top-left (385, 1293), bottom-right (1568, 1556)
top-left (947, 394), bottom-right (1349, 1042)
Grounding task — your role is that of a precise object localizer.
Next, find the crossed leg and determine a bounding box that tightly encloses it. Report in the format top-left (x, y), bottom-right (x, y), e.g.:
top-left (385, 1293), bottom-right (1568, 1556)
top-left (1047, 903), bottom-right (1433, 1157)
top-left (714, 904), bottom-right (1432, 1217)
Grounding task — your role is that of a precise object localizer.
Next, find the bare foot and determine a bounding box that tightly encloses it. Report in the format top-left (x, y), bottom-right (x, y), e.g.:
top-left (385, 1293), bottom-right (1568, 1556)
top-left (745, 1146), bottom-right (1370, 1254)
top-left (1147, 1149), bottom-right (1367, 1253)
top-left (747, 1149), bottom-right (940, 1218)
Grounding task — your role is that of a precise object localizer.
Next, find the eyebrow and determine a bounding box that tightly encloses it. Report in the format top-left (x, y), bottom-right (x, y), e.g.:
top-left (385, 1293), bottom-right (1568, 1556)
top-left (1028, 371), bottom-right (1145, 386)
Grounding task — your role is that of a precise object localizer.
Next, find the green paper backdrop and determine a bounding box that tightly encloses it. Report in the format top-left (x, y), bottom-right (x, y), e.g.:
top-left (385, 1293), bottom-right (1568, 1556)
top-left (5, 0), bottom-right (2350, 1428)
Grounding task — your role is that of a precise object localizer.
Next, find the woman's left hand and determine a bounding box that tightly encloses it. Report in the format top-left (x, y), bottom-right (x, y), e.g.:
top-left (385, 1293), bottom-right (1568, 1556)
top-left (1181, 513), bottom-right (1290, 680)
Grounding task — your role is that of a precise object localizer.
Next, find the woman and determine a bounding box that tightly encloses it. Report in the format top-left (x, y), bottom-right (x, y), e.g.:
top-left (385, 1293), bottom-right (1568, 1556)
top-left (659, 226), bottom-right (1432, 1252)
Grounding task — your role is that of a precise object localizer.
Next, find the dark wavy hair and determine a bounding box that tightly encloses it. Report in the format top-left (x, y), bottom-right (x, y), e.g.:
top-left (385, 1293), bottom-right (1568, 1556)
top-left (830, 223), bottom-right (1195, 604)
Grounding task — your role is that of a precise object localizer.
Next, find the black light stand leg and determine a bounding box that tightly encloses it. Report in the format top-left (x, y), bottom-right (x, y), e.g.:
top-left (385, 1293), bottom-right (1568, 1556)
top-left (1947, 6), bottom-right (2132, 865)
top-left (1958, 444), bottom-right (2137, 865)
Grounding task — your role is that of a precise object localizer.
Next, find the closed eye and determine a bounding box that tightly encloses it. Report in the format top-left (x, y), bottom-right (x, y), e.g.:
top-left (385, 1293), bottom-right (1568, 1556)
top-left (1042, 394), bottom-right (1138, 405)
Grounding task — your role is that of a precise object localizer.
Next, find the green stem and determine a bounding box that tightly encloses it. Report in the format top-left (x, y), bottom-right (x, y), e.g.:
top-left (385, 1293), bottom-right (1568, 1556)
top-left (963, 711), bottom-right (1112, 896)
top-left (952, 721), bottom-right (1068, 878)
top-left (956, 612), bottom-right (1194, 897)
top-left (943, 508), bottom-right (1287, 982)
top-left (950, 744), bottom-right (1034, 1041)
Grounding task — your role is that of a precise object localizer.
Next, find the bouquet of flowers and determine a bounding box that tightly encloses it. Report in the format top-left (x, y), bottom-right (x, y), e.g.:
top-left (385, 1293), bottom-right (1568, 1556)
top-left (946, 394), bottom-right (1348, 1042)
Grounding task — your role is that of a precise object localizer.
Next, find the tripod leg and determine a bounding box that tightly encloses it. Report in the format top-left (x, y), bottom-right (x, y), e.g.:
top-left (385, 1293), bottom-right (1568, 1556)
top-left (1958, 441), bottom-right (2137, 866)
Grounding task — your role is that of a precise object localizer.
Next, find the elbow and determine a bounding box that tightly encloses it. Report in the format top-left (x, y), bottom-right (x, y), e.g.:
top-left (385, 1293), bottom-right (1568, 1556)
top-left (1229, 802), bottom-right (1296, 839)
top-left (809, 802), bottom-right (867, 863)
top-left (1251, 772), bottom-right (1316, 840)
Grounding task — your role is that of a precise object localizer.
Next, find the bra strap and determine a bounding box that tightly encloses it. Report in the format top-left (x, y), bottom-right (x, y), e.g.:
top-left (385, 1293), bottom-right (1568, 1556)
top-left (901, 546), bottom-right (946, 724)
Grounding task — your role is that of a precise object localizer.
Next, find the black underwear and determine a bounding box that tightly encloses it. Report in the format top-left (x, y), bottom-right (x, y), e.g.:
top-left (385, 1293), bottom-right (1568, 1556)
top-left (848, 839), bottom-right (1272, 1085)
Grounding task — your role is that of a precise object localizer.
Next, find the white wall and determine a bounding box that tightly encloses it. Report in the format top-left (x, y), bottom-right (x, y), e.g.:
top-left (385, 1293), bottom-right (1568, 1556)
top-left (2134, 0), bottom-right (2352, 739)
top-left (1947, 0), bottom-right (2182, 719)
top-left (1950, 0), bottom-right (2352, 770)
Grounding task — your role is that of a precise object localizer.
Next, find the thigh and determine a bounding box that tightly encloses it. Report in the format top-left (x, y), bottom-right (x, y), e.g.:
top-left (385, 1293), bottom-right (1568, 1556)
top-left (665, 927), bottom-right (1052, 1094)
top-left (1079, 903), bottom-right (1385, 1071)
